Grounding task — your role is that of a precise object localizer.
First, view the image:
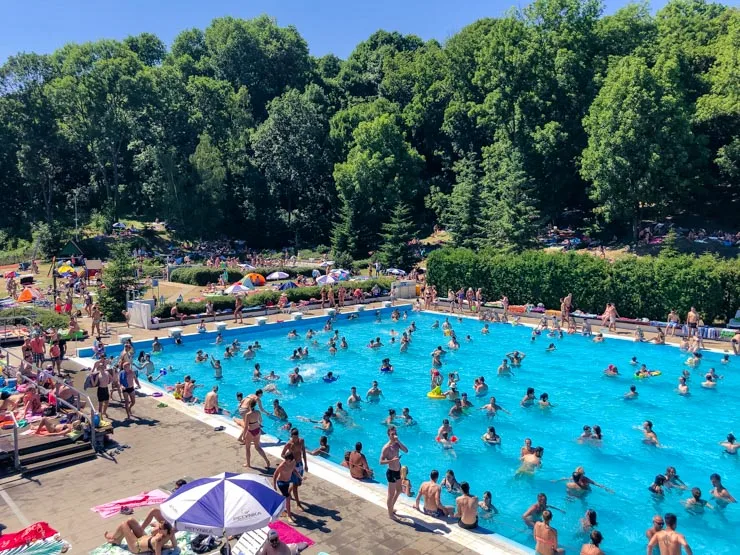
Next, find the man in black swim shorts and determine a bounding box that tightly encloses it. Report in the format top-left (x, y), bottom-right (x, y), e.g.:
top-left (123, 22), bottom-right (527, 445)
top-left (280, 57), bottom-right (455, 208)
top-left (380, 426), bottom-right (408, 520)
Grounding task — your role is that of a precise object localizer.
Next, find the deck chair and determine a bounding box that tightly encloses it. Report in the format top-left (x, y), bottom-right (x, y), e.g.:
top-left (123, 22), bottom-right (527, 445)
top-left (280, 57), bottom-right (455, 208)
top-left (232, 528), bottom-right (269, 555)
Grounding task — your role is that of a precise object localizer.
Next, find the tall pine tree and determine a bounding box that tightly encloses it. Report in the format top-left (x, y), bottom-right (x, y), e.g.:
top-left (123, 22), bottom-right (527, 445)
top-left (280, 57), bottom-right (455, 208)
top-left (479, 138), bottom-right (541, 251)
top-left (378, 202), bottom-right (416, 270)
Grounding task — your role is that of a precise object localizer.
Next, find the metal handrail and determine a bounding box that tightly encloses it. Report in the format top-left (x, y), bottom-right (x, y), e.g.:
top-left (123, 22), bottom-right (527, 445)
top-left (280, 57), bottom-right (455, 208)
top-left (7, 410), bottom-right (21, 470)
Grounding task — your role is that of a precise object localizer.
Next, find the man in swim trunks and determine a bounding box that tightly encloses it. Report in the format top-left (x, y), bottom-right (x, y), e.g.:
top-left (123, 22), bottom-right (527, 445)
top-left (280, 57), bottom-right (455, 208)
top-left (645, 512), bottom-right (693, 555)
top-left (414, 469), bottom-right (453, 517)
top-left (709, 473), bottom-right (736, 506)
top-left (667, 310), bottom-right (680, 336)
top-left (380, 426), bottom-right (408, 519)
top-left (455, 482), bottom-right (478, 529)
top-left (273, 451), bottom-right (302, 521)
top-left (204, 386), bottom-right (220, 414)
top-left (281, 428), bottom-right (308, 508)
top-left (686, 307), bottom-right (699, 338)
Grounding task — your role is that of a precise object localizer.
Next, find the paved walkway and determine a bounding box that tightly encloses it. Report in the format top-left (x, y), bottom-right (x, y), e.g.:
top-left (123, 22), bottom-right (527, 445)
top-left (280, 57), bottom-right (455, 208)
top-left (0, 386), bottom-right (475, 555)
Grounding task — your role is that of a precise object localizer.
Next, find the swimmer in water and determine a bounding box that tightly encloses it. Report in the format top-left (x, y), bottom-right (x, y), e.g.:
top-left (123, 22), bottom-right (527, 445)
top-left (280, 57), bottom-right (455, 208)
top-left (556, 466), bottom-right (614, 495)
top-left (684, 487), bottom-right (713, 512)
top-left (702, 374), bottom-right (717, 388)
top-left (545, 343), bottom-right (556, 352)
top-left (720, 433), bottom-right (738, 454)
top-left (677, 376), bottom-right (689, 395)
top-left (401, 407), bottom-right (415, 425)
top-left (517, 446), bottom-right (544, 475)
top-left (664, 466), bottom-right (687, 490)
top-left (366, 381), bottom-right (384, 402)
top-left (478, 491), bottom-right (499, 518)
top-left (648, 474), bottom-right (667, 496)
top-left (441, 469), bottom-right (461, 493)
top-left (710, 473), bottom-right (737, 506)
top-left (211, 358), bottom-right (223, 379)
top-left (624, 385), bottom-right (638, 399)
top-left (481, 396), bottom-right (510, 417)
top-left (449, 399), bottom-right (464, 418)
top-left (604, 364), bottom-right (619, 376)
top-left (482, 426), bottom-right (501, 445)
top-left (498, 359), bottom-right (514, 376)
top-left (538, 393), bottom-right (554, 408)
top-left (642, 420), bottom-right (659, 445)
top-left (383, 408), bottom-right (397, 427)
top-left (474, 376), bottom-right (488, 396)
top-left (630, 356), bottom-right (639, 365)
top-left (481, 323), bottom-right (489, 334)
top-left (721, 354), bottom-right (730, 364)
top-left (288, 367), bottom-right (304, 385)
top-left (195, 350), bottom-right (209, 363)
top-left (593, 333), bottom-right (604, 343)
top-left (460, 392), bottom-right (473, 408)
top-left (340, 337), bottom-right (348, 349)
top-left (521, 387), bottom-right (536, 407)
top-left (431, 320), bottom-right (440, 329)
top-left (347, 386), bottom-right (362, 407)
top-left (287, 329), bottom-right (298, 339)
top-left (506, 350), bottom-right (525, 367)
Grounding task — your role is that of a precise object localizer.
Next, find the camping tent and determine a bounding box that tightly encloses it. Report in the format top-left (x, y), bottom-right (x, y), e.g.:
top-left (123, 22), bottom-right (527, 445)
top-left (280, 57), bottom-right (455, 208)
top-left (278, 281), bottom-right (298, 290)
top-left (17, 287), bottom-right (43, 303)
top-left (59, 240), bottom-right (84, 258)
top-left (246, 273), bottom-right (266, 286)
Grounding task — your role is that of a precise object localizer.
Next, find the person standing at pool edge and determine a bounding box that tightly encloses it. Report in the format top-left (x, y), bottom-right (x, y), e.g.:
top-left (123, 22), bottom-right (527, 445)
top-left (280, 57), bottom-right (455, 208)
top-left (380, 426), bottom-right (408, 519)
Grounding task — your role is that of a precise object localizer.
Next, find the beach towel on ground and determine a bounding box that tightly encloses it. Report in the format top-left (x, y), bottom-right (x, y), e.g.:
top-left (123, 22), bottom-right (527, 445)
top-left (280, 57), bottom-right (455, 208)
top-left (89, 530), bottom-right (196, 555)
top-left (267, 521), bottom-right (314, 547)
top-left (91, 490), bottom-right (170, 519)
top-left (0, 523), bottom-right (57, 551)
top-left (0, 539), bottom-right (67, 555)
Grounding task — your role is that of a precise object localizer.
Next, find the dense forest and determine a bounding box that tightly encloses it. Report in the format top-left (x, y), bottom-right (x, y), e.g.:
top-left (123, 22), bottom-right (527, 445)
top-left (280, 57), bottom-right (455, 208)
top-left (0, 0), bottom-right (738, 259)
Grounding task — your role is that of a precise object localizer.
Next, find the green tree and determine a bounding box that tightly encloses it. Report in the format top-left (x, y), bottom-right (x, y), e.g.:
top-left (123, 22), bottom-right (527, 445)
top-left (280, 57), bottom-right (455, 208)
top-left (251, 84), bottom-right (335, 245)
top-left (479, 138), bottom-right (541, 251)
top-left (332, 113), bottom-right (423, 257)
top-left (378, 202), bottom-right (416, 270)
top-left (98, 242), bottom-right (138, 321)
top-left (581, 55), bottom-right (694, 239)
top-left (190, 132), bottom-right (227, 236)
top-left (443, 155), bottom-right (484, 248)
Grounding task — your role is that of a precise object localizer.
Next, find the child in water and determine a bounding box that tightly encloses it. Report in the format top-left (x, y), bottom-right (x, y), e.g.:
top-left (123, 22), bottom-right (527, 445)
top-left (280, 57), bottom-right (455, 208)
top-left (400, 466), bottom-right (413, 496)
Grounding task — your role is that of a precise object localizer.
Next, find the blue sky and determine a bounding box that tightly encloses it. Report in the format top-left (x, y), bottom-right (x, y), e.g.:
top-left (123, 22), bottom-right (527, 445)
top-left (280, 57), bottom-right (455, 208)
top-left (1, 0), bottom-right (684, 63)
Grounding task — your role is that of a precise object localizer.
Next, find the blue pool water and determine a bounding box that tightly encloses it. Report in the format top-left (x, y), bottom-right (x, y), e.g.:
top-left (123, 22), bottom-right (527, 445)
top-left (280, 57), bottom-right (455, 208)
top-left (132, 310), bottom-right (736, 553)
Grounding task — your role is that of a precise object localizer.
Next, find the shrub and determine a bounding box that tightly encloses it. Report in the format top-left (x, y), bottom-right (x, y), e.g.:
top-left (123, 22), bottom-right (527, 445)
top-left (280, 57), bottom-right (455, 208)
top-left (152, 278), bottom-right (394, 318)
top-left (4, 307), bottom-right (70, 330)
top-left (426, 248), bottom-right (740, 322)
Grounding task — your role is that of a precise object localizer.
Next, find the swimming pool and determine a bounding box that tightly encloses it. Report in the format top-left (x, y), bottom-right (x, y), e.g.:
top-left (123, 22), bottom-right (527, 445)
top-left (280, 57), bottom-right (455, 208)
top-left (104, 309), bottom-right (737, 554)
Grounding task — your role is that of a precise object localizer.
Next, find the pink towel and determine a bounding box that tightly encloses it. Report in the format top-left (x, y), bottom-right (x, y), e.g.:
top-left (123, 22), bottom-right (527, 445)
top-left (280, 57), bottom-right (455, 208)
top-left (268, 521), bottom-right (314, 546)
top-left (91, 489), bottom-right (170, 519)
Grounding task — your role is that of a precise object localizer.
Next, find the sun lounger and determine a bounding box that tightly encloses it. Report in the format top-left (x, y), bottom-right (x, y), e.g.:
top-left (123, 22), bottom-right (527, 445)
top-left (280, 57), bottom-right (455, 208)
top-left (232, 528), bottom-right (269, 555)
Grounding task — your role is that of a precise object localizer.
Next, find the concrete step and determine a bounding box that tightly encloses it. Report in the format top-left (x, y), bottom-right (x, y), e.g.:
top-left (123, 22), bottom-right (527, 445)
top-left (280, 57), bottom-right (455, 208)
top-left (20, 441), bottom-right (92, 466)
top-left (22, 448), bottom-right (96, 475)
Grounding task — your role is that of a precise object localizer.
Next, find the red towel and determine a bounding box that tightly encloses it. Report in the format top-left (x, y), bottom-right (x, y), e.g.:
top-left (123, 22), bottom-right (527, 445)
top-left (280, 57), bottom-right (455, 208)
top-left (0, 522), bottom-right (57, 550)
top-left (267, 521), bottom-right (314, 547)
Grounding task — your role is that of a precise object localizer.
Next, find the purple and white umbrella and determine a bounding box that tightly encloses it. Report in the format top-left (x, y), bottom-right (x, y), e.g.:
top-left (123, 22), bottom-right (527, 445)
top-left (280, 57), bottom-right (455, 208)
top-left (316, 274), bottom-right (337, 285)
top-left (159, 472), bottom-right (285, 535)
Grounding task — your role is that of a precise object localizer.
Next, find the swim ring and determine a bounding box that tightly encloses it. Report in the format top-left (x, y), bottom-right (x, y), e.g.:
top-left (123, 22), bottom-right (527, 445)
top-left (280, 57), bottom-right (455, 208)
top-left (635, 371), bottom-right (662, 379)
top-left (152, 392), bottom-right (163, 398)
top-left (323, 376), bottom-right (339, 383)
top-left (380, 366), bottom-right (393, 373)
top-left (436, 435), bottom-right (458, 443)
top-left (427, 386), bottom-right (446, 399)
top-left (444, 329), bottom-right (452, 336)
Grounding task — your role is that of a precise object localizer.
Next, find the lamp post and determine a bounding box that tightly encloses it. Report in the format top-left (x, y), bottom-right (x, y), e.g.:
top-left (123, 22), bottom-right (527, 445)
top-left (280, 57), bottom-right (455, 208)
top-left (74, 189), bottom-right (79, 239)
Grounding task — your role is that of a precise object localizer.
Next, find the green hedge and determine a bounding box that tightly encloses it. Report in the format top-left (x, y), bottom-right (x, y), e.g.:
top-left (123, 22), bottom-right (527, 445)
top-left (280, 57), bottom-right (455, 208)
top-left (152, 278), bottom-right (394, 318)
top-left (426, 248), bottom-right (740, 323)
top-left (168, 266), bottom-right (325, 286)
top-left (2, 307), bottom-right (71, 329)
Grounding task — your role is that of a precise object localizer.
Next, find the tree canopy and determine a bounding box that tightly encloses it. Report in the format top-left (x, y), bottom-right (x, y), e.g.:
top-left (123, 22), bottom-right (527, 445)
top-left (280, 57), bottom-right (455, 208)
top-left (0, 0), bottom-right (737, 255)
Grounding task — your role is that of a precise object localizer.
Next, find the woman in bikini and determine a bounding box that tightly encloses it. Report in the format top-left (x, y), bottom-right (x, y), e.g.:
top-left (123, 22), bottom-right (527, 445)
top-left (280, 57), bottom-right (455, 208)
top-left (533, 510), bottom-right (565, 554)
top-left (243, 398), bottom-right (270, 470)
top-left (105, 518), bottom-right (175, 555)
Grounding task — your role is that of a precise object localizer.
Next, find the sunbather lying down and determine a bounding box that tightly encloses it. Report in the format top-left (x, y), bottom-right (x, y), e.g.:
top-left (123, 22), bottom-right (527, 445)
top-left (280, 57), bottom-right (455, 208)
top-left (105, 518), bottom-right (175, 555)
top-left (33, 417), bottom-right (80, 436)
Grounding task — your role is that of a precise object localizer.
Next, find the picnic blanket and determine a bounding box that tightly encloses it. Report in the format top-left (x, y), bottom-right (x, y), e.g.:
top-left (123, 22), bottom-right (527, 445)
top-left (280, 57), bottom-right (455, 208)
top-left (0, 523), bottom-right (57, 551)
top-left (91, 490), bottom-right (170, 519)
top-left (267, 521), bottom-right (314, 547)
top-left (89, 530), bottom-right (196, 555)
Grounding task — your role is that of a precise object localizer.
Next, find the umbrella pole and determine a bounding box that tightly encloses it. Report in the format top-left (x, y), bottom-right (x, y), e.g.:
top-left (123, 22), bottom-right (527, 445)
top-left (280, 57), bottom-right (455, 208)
top-left (222, 531), bottom-right (231, 555)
